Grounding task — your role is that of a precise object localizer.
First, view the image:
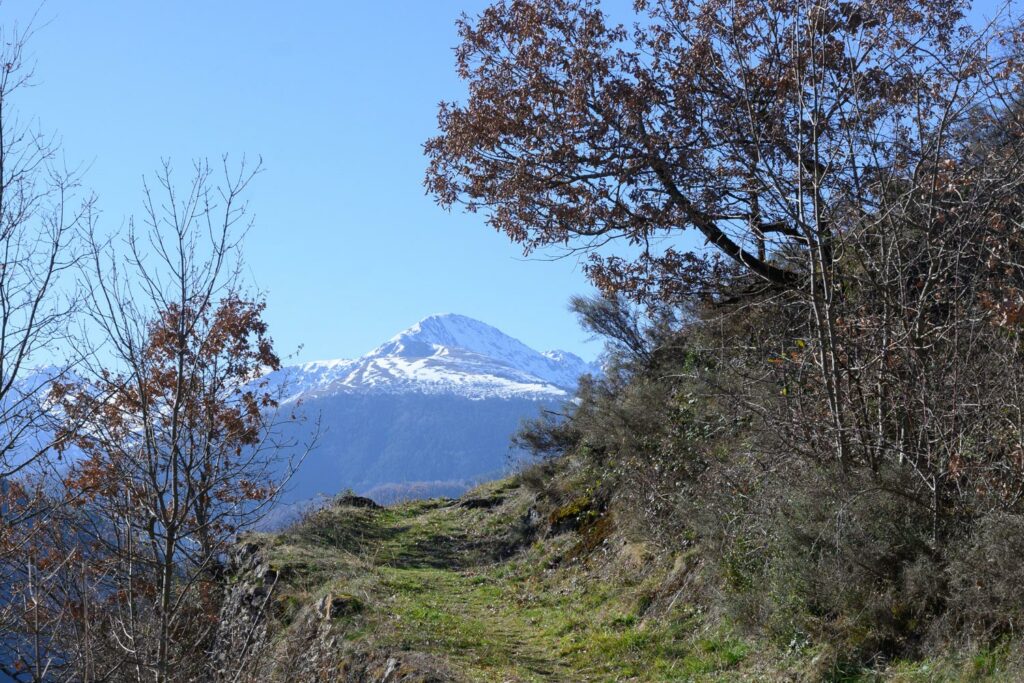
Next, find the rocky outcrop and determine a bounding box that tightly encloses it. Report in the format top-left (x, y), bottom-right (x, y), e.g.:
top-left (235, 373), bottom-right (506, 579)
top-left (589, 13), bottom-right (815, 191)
top-left (335, 493), bottom-right (382, 510)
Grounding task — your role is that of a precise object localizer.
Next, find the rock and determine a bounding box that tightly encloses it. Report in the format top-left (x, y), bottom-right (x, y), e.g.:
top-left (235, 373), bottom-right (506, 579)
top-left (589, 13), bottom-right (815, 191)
top-left (316, 592), bottom-right (363, 620)
top-left (336, 493), bottom-right (383, 509)
top-left (382, 657), bottom-right (400, 680)
top-left (459, 496), bottom-right (504, 509)
top-left (547, 495), bottom-right (596, 535)
top-left (211, 542), bottom-right (277, 680)
top-left (521, 505), bottom-right (541, 531)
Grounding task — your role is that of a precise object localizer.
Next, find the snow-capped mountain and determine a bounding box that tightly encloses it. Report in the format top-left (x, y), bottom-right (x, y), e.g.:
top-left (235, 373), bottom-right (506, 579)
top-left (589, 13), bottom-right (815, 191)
top-left (267, 314), bottom-right (597, 507)
top-left (269, 314), bottom-right (598, 402)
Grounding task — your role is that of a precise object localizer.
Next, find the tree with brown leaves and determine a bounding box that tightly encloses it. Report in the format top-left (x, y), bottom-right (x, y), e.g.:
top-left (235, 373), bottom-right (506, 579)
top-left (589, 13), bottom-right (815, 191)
top-left (426, 0), bottom-right (991, 299)
top-left (427, 0), bottom-right (1024, 541)
top-left (44, 160), bottom-right (309, 683)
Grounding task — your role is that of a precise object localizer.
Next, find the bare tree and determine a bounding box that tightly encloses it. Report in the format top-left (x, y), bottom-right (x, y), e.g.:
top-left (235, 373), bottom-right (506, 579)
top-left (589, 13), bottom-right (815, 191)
top-left (0, 17), bottom-right (91, 681)
top-left (44, 159), bottom-right (310, 682)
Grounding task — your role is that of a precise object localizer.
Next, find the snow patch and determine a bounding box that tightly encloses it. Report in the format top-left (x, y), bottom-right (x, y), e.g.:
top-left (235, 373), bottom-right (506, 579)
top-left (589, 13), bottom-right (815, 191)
top-left (266, 314), bottom-right (597, 402)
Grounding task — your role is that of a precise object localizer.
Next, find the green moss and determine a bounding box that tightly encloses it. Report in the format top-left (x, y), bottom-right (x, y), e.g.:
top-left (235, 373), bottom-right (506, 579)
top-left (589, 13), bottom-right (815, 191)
top-left (275, 594), bottom-right (303, 625)
top-left (572, 510), bottom-right (614, 555)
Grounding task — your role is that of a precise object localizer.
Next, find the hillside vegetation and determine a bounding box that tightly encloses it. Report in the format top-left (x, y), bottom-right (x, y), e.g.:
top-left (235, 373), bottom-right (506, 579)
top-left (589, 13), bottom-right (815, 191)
top-left (222, 472), bottom-right (1023, 682)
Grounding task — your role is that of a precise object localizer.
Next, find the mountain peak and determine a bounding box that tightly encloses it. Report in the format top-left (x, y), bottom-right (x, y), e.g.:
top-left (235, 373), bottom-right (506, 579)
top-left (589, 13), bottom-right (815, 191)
top-left (388, 313), bottom-right (538, 361)
top-left (271, 314), bottom-right (597, 402)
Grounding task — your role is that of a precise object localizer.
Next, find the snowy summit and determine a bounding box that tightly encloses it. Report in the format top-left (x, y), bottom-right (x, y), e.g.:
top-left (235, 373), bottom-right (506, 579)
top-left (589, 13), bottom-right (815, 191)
top-left (270, 314), bottom-right (598, 402)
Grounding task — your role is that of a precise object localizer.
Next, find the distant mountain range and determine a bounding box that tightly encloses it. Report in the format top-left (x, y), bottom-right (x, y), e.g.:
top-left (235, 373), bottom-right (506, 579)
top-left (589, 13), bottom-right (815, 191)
top-left (265, 314), bottom-right (597, 508)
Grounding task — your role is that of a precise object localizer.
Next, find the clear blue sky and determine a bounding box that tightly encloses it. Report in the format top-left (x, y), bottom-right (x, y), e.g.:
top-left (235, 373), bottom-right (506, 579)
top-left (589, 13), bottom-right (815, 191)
top-left (2, 0), bottom-right (621, 363)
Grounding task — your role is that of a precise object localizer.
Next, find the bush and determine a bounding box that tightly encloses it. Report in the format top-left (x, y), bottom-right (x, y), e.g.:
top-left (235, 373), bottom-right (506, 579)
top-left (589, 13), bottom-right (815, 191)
top-left (518, 283), bottom-right (1024, 668)
top-left (947, 513), bottom-right (1024, 640)
top-left (694, 456), bottom-right (945, 660)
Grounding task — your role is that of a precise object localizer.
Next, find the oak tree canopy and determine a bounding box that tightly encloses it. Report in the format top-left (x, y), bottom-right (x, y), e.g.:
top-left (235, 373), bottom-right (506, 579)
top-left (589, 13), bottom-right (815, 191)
top-left (425, 0), bottom-right (1004, 300)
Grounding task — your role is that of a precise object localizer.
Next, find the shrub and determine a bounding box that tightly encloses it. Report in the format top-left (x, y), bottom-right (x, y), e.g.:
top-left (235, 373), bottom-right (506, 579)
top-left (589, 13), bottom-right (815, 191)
top-left (946, 513), bottom-right (1024, 640)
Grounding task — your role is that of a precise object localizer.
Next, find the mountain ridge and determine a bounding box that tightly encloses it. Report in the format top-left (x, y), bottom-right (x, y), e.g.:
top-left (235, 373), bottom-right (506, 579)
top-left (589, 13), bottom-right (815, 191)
top-left (269, 313), bottom-right (598, 403)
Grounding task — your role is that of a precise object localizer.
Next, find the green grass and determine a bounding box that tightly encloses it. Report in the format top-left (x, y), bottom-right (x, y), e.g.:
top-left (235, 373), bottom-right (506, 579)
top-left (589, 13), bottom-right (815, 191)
top-left (876, 640), bottom-right (1018, 683)
top-left (251, 479), bottom-right (759, 681)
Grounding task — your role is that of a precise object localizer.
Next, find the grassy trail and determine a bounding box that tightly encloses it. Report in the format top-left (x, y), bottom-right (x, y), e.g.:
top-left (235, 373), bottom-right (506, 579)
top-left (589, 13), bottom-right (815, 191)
top-left (257, 480), bottom-right (751, 682)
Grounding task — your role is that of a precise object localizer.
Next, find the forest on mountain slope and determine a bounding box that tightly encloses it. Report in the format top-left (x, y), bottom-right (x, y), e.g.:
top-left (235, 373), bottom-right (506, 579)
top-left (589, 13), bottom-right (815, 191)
top-left (4, 0), bottom-right (1024, 680)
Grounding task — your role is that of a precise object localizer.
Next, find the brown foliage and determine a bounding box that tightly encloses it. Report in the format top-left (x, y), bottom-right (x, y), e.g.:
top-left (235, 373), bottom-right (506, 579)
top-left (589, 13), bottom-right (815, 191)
top-left (426, 0), bottom-right (992, 299)
top-left (29, 160), bottom-right (307, 683)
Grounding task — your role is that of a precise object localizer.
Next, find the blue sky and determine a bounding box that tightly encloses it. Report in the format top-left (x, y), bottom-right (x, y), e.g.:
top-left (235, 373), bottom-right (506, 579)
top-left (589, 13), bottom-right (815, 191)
top-left (2, 0), bottom-right (619, 363)
top-left (1, 0), bottom-right (1007, 364)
